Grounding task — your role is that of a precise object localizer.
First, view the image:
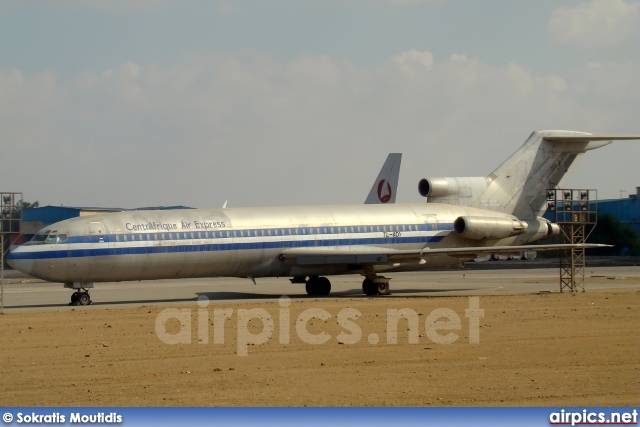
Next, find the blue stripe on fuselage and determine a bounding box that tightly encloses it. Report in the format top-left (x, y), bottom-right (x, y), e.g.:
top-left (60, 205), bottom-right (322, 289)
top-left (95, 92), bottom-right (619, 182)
top-left (8, 235), bottom-right (446, 260)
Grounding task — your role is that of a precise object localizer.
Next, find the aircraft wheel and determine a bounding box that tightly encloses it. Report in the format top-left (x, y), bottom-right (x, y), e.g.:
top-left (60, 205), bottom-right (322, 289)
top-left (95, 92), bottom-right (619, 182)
top-left (362, 278), bottom-right (377, 296)
top-left (306, 278), bottom-right (319, 296)
top-left (306, 277), bottom-right (331, 296)
top-left (69, 292), bottom-right (79, 306)
top-left (317, 277), bottom-right (331, 295)
top-left (376, 279), bottom-right (390, 296)
top-left (78, 292), bottom-right (91, 306)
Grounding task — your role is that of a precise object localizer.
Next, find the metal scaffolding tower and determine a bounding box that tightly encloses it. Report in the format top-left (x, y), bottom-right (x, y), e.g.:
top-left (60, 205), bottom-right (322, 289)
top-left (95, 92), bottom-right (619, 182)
top-left (1, 192), bottom-right (23, 314)
top-left (546, 189), bottom-right (597, 293)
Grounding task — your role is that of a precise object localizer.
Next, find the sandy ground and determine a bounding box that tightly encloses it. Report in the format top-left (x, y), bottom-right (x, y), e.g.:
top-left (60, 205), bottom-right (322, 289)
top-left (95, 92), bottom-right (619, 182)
top-left (0, 287), bottom-right (638, 407)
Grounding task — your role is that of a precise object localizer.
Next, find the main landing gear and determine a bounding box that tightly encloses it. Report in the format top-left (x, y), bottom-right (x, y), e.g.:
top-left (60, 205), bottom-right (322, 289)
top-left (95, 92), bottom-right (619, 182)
top-left (70, 290), bottom-right (92, 306)
top-left (305, 276), bottom-right (331, 296)
top-left (361, 266), bottom-right (391, 296)
top-left (296, 274), bottom-right (392, 297)
top-left (65, 282), bottom-right (94, 306)
top-left (362, 276), bottom-right (391, 296)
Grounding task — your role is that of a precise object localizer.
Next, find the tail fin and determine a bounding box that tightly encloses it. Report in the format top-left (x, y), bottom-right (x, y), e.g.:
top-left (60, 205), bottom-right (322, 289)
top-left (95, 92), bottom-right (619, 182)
top-left (365, 153), bottom-right (402, 204)
top-left (421, 130), bottom-right (640, 218)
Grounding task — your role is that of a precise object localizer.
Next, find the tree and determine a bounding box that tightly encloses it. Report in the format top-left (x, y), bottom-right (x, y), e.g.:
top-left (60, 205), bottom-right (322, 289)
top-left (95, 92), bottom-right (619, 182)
top-left (587, 214), bottom-right (640, 256)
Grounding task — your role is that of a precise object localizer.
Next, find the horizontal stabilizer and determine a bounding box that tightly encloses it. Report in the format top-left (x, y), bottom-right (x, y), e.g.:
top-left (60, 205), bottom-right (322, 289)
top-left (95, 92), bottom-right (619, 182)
top-left (543, 134), bottom-right (640, 143)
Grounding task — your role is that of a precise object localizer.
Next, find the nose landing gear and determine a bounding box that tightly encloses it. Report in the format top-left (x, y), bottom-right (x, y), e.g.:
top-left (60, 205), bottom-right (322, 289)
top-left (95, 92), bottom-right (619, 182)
top-left (65, 282), bottom-right (94, 306)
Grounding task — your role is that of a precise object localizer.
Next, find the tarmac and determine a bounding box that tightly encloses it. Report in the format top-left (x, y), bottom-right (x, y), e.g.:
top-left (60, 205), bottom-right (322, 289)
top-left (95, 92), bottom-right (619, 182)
top-left (1, 262), bottom-right (638, 406)
top-left (2, 262), bottom-right (639, 310)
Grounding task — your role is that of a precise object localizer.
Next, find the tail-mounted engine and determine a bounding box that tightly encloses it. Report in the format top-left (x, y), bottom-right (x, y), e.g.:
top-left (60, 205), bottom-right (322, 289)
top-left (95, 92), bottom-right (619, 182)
top-left (453, 216), bottom-right (561, 241)
top-left (418, 177), bottom-right (490, 206)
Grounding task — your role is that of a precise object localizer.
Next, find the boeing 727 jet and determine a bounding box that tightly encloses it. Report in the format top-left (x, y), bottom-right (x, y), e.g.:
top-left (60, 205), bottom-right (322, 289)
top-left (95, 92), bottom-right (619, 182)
top-left (7, 131), bottom-right (638, 305)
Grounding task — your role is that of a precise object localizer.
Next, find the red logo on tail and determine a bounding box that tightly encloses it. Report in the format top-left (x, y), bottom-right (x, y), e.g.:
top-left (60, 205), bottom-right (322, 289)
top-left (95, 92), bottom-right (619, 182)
top-left (377, 180), bottom-right (392, 203)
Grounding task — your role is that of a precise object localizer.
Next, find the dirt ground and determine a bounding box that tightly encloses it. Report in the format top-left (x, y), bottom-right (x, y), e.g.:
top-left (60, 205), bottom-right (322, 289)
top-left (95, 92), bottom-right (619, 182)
top-left (0, 288), bottom-right (638, 406)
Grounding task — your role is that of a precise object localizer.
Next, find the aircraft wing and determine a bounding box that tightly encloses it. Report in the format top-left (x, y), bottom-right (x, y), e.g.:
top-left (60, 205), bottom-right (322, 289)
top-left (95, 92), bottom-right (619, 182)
top-left (279, 244), bottom-right (612, 265)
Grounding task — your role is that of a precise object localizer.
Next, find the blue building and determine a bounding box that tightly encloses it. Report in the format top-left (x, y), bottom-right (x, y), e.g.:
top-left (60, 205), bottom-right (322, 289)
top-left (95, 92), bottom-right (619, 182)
top-left (594, 187), bottom-right (640, 236)
top-left (543, 186), bottom-right (640, 236)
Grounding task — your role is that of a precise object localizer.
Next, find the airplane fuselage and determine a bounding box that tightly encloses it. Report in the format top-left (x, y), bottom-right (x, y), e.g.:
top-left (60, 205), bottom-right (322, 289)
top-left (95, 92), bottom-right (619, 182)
top-left (7, 203), bottom-right (538, 285)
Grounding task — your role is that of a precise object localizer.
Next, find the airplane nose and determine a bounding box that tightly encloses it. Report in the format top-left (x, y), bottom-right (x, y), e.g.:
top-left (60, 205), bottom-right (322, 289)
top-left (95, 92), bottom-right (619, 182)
top-left (6, 249), bottom-right (34, 275)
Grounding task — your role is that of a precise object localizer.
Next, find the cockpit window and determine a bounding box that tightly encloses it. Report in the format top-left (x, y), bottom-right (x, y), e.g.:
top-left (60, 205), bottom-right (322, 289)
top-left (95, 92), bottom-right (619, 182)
top-left (27, 230), bottom-right (68, 245)
top-left (28, 231), bottom-right (51, 244)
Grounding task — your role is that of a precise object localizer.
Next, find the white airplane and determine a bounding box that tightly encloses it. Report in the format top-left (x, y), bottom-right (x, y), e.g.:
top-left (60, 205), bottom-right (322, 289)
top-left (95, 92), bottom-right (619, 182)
top-left (7, 131), bottom-right (637, 305)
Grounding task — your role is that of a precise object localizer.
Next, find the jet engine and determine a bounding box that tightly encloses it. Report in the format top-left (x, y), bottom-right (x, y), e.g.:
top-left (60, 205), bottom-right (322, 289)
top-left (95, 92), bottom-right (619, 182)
top-left (453, 216), bottom-right (561, 241)
top-left (453, 216), bottom-right (527, 240)
top-left (418, 177), bottom-right (490, 205)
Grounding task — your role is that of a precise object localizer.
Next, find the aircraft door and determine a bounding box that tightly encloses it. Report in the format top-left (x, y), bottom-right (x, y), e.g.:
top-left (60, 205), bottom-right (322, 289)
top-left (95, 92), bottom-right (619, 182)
top-left (88, 221), bottom-right (115, 277)
top-left (89, 222), bottom-right (107, 242)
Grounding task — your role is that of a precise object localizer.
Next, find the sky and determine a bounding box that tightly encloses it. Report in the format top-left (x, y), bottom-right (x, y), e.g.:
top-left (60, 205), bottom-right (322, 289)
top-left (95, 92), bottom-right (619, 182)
top-left (1, 0), bottom-right (639, 209)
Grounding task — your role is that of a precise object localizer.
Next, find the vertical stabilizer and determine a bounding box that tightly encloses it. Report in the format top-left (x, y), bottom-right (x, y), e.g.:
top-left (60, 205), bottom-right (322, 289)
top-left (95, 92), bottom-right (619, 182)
top-left (365, 153), bottom-right (402, 204)
top-left (471, 130), bottom-right (639, 218)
